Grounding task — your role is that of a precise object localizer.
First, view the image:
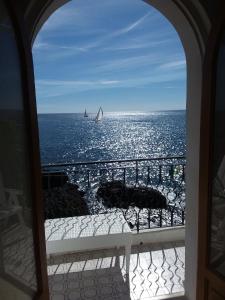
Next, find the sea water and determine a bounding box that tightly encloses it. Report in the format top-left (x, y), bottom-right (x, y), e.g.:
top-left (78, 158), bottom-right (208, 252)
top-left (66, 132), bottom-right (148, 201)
top-left (39, 110), bottom-right (186, 229)
top-left (38, 110), bottom-right (186, 164)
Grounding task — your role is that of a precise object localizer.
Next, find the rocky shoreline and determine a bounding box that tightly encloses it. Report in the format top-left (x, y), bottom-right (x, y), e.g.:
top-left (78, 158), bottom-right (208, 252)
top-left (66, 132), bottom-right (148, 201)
top-left (97, 181), bottom-right (167, 209)
top-left (42, 172), bottom-right (167, 220)
top-left (43, 183), bottom-right (89, 219)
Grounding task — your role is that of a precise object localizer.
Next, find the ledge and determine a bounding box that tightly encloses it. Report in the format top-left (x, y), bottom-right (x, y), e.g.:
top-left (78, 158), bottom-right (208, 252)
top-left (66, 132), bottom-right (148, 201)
top-left (149, 292), bottom-right (185, 300)
top-left (132, 226), bottom-right (185, 245)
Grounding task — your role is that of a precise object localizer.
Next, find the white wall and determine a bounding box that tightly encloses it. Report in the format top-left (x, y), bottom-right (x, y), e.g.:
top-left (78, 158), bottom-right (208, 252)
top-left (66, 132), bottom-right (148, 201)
top-left (144, 1), bottom-right (209, 299)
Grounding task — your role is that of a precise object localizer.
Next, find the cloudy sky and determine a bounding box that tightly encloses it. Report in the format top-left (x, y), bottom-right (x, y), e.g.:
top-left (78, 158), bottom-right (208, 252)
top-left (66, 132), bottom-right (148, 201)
top-left (33, 0), bottom-right (186, 113)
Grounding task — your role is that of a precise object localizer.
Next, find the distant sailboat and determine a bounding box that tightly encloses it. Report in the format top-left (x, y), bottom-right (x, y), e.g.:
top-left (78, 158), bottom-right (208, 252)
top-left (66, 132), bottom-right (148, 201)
top-left (84, 109), bottom-right (88, 117)
top-left (95, 107), bottom-right (103, 123)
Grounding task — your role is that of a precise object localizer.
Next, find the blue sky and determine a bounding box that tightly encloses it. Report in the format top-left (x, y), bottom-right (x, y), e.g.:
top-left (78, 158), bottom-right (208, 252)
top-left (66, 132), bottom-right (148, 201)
top-left (33, 0), bottom-right (186, 113)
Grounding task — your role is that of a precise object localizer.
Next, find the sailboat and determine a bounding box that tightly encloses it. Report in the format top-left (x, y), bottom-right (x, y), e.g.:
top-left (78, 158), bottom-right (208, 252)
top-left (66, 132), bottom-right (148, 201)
top-left (84, 109), bottom-right (88, 117)
top-left (95, 107), bottom-right (103, 123)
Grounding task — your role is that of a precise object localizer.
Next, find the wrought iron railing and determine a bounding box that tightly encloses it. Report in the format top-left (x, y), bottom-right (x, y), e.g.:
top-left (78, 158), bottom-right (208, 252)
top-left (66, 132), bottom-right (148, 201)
top-left (42, 156), bottom-right (186, 232)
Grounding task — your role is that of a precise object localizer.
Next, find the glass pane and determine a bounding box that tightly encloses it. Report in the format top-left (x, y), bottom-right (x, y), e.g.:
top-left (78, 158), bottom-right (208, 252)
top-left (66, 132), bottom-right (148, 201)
top-left (210, 29), bottom-right (225, 277)
top-left (0, 1), bottom-right (37, 296)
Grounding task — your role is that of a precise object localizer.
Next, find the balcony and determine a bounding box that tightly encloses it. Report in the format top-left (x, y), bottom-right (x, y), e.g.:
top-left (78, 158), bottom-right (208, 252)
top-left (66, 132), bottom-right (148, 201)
top-left (47, 240), bottom-right (185, 300)
top-left (42, 156), bottom-right (185, 299)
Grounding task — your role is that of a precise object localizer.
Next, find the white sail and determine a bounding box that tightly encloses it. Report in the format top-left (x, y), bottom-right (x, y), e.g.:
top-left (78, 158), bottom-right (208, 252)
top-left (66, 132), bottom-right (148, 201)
top-left (84, 109), bottom-right (88, 117)
top-left (95, 107), bottom-right (103, 122)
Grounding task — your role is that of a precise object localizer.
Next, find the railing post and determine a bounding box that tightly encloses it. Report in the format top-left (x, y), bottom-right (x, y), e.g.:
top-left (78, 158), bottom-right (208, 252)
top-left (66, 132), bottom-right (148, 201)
top-left (159, 209), bottom-right (162, 227)
top-left (87, 170), bottom-right (90, 188)
top-left (123, 168), bottom-right (126, 184)
top-left (137, 210), bottom-right (140, 233)
top-left (182, 165), bottom-right (185, 181)
top-left (148, 209), bottom-right (151, 229)
top-left (48, 173), bottom-right (50, 189)
top-left (169, 165), bottom-right (174, 180)
top-left (159, 165), bottom-right (162, 184)
top-left (182, 210), bottom-right (185, 225)
top-left (136, 161), bottom-right (138, 185)
top-left (147, 166), bottom-right (150, 185)
top-left (171, 209), bottom-right (174, 227)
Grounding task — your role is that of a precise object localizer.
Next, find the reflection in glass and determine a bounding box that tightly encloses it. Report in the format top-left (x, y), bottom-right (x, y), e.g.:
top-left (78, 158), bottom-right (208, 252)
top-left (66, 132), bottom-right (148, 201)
top-left (210, 29), bottom-right (225, 277)
top-left (0, 1), bottom-right (37, 296)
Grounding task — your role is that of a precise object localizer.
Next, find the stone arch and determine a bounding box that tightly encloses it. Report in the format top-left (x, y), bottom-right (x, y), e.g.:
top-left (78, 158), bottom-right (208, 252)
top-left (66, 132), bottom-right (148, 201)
top-left (30, 1), bottom-right (210, 299)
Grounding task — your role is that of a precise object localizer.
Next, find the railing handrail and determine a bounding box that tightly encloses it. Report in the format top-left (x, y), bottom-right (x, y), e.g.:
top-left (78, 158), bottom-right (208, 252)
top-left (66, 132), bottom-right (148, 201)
top-left (42, 155), bottom-right (186, 231)
top-left (42, 155), bottom-right (186, 168)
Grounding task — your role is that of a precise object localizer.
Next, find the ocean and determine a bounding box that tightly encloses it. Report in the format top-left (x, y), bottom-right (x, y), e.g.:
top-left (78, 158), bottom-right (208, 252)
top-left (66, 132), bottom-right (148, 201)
top-left (38, 110), bottom-right (186, 164)
top-left (39, 110), bottom-right (186, 229)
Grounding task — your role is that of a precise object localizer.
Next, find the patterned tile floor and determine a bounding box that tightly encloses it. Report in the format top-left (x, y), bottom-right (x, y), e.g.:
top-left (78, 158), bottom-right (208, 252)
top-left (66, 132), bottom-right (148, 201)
top-left (47, 241), bottom-right (185, 300)
top-left (1, 225), bottom-right (37, 291)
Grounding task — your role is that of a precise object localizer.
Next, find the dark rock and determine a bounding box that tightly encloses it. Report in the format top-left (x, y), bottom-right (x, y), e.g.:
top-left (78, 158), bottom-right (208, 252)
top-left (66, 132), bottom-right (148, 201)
top-left (97, 181), bottom-right (129, 209)
top-left (43, 183), bottom-right (89, 219)
top-left (97, 181), bottom-right (167, 209)
top-left (42, 171), bottom-right (69, 189)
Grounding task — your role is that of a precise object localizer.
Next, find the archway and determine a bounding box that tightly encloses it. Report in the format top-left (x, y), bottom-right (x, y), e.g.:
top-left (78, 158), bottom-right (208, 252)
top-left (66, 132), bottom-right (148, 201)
top-left (144, 2), bottom-right (210, 299)
top-left (31, 1), bottom-right (210, 299)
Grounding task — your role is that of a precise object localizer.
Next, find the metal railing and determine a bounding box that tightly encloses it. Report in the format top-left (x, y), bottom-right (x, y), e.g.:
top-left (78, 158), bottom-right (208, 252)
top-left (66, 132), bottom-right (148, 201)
top-left (42, 156), bottom-right (186, 232)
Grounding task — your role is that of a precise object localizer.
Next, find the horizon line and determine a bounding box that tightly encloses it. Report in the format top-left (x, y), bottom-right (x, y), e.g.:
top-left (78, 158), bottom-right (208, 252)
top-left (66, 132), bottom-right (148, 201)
top-left (37, 108), bottom-right (186, 114)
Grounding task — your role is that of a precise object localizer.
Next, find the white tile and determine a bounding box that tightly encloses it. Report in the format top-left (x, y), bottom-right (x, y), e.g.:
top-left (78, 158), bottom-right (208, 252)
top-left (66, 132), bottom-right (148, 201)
top-left (48, 242), bottom-right (185, 300)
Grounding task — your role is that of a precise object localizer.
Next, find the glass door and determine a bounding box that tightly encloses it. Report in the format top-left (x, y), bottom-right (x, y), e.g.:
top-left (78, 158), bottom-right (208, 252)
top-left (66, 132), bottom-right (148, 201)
top-left (0, 1), bottom-right (48, 299)
top-left (209, 28), bottom-right (225, 279)
top-left (198, 7), bottom-right (225, 300)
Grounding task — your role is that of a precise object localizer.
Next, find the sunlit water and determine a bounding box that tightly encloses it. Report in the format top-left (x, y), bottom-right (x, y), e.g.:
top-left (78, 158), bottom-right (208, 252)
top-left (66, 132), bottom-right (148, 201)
top-left (38, 110), bottom-right (186, 164)
top-left (39, 111), bottom-right (186, 229)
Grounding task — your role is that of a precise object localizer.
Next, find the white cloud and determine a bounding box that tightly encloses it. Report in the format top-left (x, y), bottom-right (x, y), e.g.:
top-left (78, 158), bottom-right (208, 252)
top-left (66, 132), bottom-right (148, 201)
top-left (35, 68), bottom-right (185, 98)
top-left (159, 60), bottom-right (186, 70)
top-left (111, 12), bottom-right (151, 37)
top-left (100, 80), bottom-right (120, 85)
top-left (32, 42), bottom-right (90, 61)
top-left (57, 45), bottom-right (88, 52)
top-left (100, 39), bottom-right (171, 52)
top-left (91, 53), bottom-right (173, 73)
top-left (38, 1), bottom-right (132, 36)
top-left (48, 12), bottom-right (154, 52)
top-left (41, 7), bottom-right (80, 31)
top-left (35, 79), bottom-right (122, 97)
top-left (92, 12), bottom-right (152, 48)
top-left (33, 41), bottom-right (50, 50)
top-left (36, 79), bottom-right (120, 87)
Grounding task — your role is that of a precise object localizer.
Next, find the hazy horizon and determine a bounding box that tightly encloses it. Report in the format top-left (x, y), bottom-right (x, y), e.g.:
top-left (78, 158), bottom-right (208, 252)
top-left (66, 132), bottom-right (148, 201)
top-left (37, 108), bottom-right (186, 115)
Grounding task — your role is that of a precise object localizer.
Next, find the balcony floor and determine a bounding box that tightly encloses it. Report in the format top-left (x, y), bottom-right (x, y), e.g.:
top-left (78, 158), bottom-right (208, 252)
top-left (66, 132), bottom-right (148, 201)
top-left (47, 241), bottom-right (185, 300)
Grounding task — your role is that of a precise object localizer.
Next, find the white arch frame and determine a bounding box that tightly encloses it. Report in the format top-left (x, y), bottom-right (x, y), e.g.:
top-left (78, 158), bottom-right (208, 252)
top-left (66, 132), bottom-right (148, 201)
top-left (31, 1), bottom-right (210, 299)
top-left (145, 3), bottom-right (209, 299)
